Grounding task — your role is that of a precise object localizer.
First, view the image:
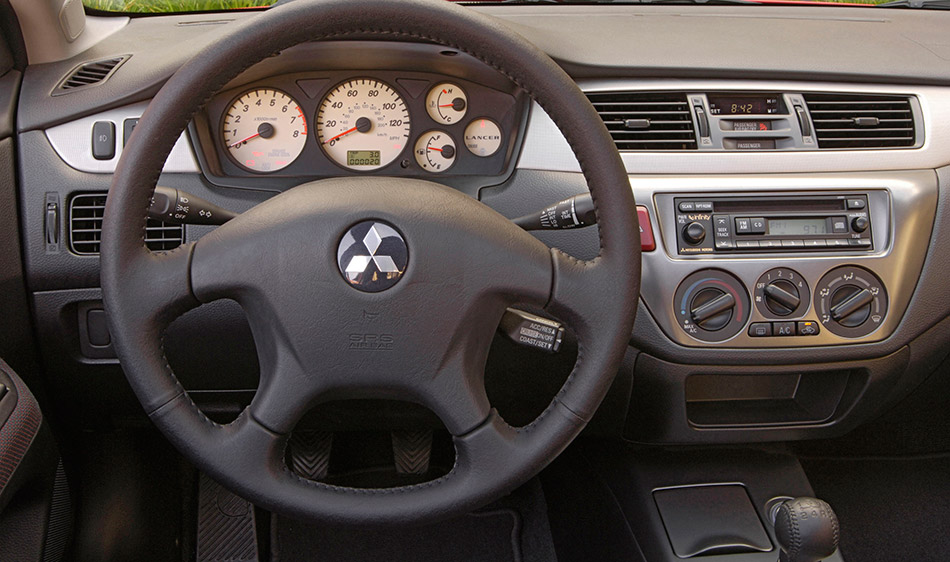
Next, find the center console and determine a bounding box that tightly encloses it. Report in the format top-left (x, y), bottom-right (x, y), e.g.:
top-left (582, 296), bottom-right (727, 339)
top-left (638, 171), bottom-right (936, 348)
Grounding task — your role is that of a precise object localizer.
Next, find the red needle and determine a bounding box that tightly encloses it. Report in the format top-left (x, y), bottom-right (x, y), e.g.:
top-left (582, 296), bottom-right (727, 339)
top-left (427, 147), bottom-right (443, 152)
top-left (438, 104), bottom-right (455, 107)
top-left (323, 126), bottom-right (358, 144)
top-left (229, 132), bottom-right (261, 148)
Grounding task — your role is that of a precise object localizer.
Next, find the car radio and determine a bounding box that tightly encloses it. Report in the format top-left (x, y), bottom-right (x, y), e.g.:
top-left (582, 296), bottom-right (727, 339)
top-left (674, 194), bottom-right (872, 254)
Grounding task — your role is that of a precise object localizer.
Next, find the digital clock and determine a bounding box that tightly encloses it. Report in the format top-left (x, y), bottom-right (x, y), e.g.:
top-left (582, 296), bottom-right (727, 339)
top-left (707, 94), bottom-right (781, 115)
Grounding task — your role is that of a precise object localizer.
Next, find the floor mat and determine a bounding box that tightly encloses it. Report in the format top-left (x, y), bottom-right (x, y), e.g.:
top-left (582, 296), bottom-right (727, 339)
top-left (802, 454), bottom-right (950, 562)
top-left (275, 510), bottom-right (519, 562)
top-left (272, 479), bottom-right (556, 562)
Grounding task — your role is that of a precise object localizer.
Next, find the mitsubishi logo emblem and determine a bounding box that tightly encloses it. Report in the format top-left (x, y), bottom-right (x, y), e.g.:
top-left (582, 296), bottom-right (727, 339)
top-left (337, 221), bottom-right (408, 292)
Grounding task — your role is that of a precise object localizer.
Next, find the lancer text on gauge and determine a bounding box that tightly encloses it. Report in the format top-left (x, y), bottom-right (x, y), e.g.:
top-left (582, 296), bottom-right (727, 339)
top-left (316, 79), bottom-right (410, 171)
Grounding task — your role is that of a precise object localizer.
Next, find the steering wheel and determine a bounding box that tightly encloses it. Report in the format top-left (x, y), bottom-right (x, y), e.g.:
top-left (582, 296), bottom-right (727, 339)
top-left (101, 0), bottom-right (639, 525)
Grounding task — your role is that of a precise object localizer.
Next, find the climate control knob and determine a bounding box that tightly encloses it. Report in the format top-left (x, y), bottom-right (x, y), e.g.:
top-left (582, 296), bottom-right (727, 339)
top-left (829, 286), bottom-right (873, 327)
top-left (815, 265), bottom-right (887, 338)
top-left (754, 268), bottom-right (810, 319)
top-left (683, 222), bottom-right (707, 245)
top-left (674, 269), bottom-right (750, 343)
top-left (690, 288), bottom-right (736, 331)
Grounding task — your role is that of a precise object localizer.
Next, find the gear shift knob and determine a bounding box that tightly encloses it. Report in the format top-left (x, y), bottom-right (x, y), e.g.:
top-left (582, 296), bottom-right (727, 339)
top-left (773, 497), bottom-right (839, 562)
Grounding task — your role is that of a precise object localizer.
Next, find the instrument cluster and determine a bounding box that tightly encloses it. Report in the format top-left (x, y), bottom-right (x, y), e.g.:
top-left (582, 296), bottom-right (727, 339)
top-left (195, 70), bottom-right (527, 193)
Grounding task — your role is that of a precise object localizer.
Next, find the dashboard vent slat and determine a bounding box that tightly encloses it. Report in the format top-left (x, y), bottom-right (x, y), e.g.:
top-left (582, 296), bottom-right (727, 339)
top-left (69, 193), bottom-right (183, 255)
top-left (587, 92), bottom-right (697, 151)
top-left (803, 93), bottom-right (917, 149)
top-left (55, 56), bottom-right (129, 94)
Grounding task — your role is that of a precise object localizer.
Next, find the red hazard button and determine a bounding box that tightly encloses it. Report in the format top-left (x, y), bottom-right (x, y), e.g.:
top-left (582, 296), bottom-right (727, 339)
top-left (637, 206), bottom-right (656, 252)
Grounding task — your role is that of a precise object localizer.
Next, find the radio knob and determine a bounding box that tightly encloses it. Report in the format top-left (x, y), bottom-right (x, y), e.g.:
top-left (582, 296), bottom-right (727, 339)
top-left (683, 222), bottom-right (706, 245)
top-left (764, 280), bottom-right (801, 316)
top-left (829, 285), bottom-right (873, 327)
top-left (851, 216), bottom-right (869, 233)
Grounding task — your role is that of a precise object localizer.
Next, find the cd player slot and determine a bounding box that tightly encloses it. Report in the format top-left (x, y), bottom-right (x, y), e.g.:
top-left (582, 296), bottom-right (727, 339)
top-left (711, 199), bottom-right (845, 213)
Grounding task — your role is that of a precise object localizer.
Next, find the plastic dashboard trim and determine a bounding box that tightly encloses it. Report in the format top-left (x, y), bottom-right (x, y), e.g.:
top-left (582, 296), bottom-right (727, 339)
top-left (517, 79), bottom-right (950, 175)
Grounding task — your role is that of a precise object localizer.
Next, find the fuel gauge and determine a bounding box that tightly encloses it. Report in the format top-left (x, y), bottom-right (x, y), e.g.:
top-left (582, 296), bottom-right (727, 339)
top-left (414, 130), bottom-right (456, 173)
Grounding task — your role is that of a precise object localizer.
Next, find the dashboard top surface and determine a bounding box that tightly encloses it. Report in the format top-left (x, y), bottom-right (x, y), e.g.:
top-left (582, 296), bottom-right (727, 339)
top-left (16, 5), bottom-right (950, 133)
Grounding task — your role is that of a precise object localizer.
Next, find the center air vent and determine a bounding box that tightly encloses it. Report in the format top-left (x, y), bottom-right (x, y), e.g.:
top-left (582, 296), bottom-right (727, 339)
top-left (54, 56), bottom-right (129, 95)
top-left (803, 93), bottom-right (917, 149)
top-left (69, 193), bottom-right (183, 255)
top-left (586, 92), bottom-right (697, 150)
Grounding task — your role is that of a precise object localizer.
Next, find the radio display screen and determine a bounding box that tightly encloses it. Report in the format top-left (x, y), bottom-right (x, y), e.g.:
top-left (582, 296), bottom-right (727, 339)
top-left (768, 218), bottom-right (828, 236)
top-left (708, 94), bottom-right (781, 115)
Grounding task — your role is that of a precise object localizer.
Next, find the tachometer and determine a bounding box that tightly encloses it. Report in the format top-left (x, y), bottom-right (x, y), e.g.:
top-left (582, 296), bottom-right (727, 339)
top-left (316, 79), bottom-right (410, 171)
top-left (222, 88), bottom-right (307, 173)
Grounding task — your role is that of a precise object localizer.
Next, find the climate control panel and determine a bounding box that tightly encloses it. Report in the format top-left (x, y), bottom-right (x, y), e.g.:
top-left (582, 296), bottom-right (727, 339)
top-left (671, 264), bottom-right (889, 344)
top-left (639, 177), bottom-right (935, 349)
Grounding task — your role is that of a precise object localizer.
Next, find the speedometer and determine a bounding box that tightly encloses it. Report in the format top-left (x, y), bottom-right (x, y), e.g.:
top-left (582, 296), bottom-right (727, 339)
top-left (316, 79), bottom-right (410, 171)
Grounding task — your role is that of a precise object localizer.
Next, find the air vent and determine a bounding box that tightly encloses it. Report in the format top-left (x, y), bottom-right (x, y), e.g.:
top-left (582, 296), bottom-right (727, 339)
top-left (803, 93), bottom-right (917, 149)
top-left (54, 56), bottom-right (129, 94)
top-left (69, 193), bottom-right (183, 255)
top-left (586, 92), bottom-right (697, 150)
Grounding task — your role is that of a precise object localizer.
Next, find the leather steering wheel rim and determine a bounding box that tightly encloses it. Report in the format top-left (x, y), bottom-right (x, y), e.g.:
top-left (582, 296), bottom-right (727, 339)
top-left (101, 0), bottom-right (640, 525)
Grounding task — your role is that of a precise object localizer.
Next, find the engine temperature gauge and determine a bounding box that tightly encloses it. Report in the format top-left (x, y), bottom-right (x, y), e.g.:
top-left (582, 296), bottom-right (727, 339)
top-left (426, 83), bottom-right (467, 125)
top-left (414, 131), bottom-right (456, 173)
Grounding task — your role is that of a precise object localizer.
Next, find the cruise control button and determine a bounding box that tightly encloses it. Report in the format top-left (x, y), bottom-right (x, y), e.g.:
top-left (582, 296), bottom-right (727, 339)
top-left (773, 321), bottom-right (796, 336)
top-left (797, 321), bottom-right (820, 336)
top-left (748, 322), bottom-right (772, 337)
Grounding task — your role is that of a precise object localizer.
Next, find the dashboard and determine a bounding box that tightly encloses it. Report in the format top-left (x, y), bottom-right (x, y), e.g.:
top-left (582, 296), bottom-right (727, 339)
top-left (12, 4), bottom-right (950, 447)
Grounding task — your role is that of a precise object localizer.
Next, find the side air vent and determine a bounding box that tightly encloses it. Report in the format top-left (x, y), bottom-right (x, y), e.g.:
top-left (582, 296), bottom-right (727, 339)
top-left (54, 56), bottom-right (129, 94)
top-left (586, 92), bottom-right (697, 150)
top-left (803, 93), bottom-right (917, 149)
top-left (69, 193), bottom-right (183, 255)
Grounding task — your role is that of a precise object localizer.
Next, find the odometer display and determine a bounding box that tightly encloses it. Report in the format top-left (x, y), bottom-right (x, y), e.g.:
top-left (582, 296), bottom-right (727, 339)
top-left (347, 150), bottom-right (381, 166)
top-left (316, 79), bottom-right (410, 171)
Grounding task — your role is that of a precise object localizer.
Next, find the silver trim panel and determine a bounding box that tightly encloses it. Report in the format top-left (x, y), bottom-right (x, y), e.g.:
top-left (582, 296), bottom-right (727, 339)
top-left (635, 171), bottom-right (937, 348)
top-left (518, 80), bottom-right (950, 174)
top-left (44, 101), bottom-right (200, 174)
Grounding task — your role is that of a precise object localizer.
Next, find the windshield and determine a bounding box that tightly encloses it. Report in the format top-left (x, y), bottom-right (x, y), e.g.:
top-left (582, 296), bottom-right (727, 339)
top-left (84, 0), bottom-right (277, 11)
top-left (82, 0), bottom-right (908, 13)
